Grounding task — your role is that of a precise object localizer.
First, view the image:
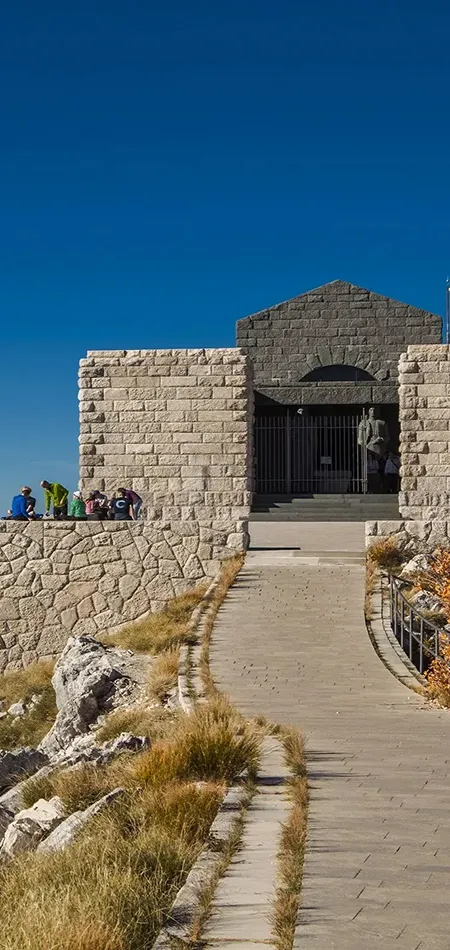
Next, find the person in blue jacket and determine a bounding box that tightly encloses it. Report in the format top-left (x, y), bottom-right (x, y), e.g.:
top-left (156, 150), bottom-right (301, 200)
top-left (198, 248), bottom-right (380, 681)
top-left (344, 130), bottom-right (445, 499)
top-left (10, 487), bottom-right (34, 520)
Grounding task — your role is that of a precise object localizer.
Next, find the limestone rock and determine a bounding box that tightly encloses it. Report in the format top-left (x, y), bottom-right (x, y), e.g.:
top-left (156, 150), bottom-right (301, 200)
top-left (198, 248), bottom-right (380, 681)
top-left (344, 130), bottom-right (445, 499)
top-left (39, 636), bottom-right (131, 757)
top-left (38, 788), bottom-right (125, 854)
top-left (7, 701), bottom-right (26, 717)
top-left (399, 554), bottom-right (430, 580)
top-left (0, 748), bottom-right (49, 792)
top-left (0, 796), bottom-right (65, 857)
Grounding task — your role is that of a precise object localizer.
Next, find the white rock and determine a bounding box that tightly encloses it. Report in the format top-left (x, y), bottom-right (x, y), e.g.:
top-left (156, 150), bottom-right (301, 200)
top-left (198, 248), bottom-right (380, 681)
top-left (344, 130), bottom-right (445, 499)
top-left (39, 636), bottom-right (132, 757)
top-left (38, 787), bottom-right (124, 853)
top-left (0, 796), bottom-right (65, 857)
top-left (7, 701), bottom-right (26, 718)
top-left (399, 554), bottom-right (429, 580)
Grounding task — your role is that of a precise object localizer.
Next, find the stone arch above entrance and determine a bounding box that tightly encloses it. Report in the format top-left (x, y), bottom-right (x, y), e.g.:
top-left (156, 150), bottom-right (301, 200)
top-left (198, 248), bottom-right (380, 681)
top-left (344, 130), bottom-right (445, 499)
top-left (301, 364), bottom-right (376, 383)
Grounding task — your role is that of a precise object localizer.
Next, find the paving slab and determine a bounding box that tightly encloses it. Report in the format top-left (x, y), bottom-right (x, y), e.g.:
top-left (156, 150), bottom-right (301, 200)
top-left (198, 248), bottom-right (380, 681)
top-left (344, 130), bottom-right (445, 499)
top-left (210, 545), bottom-right (450, 949)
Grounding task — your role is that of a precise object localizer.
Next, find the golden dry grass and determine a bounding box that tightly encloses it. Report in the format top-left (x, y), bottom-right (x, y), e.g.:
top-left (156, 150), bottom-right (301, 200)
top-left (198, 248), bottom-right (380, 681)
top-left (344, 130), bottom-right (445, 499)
top-left (147, 649), bottom-right (180, 702)
top-left (2, 695), bottom-right (258, 950)
top-left (105, 586), bottom-right (207, 654)
top-left (272, 726), bottom-right (308, 950)
top-left (0, 661), bottom-right (56, 750)
top-left (367, 536), bottom-right (404, 572)
top-left (96, 704), bottom-right (178, 744)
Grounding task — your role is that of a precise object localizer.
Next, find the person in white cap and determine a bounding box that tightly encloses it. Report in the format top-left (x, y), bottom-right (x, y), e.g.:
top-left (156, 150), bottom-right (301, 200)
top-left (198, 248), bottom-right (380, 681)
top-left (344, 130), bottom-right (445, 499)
top-left (69, 490), bottom-right (86, 519)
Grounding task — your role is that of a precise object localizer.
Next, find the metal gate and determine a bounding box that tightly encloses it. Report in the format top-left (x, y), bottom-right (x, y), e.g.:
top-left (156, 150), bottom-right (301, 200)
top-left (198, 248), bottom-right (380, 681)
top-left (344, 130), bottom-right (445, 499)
top-left (254, 409), bottom-right (368, 494)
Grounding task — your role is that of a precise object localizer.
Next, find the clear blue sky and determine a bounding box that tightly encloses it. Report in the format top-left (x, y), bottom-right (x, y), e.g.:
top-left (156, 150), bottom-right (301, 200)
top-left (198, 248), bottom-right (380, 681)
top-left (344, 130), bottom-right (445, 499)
top-left (1, 0), bottom-right (449, 511)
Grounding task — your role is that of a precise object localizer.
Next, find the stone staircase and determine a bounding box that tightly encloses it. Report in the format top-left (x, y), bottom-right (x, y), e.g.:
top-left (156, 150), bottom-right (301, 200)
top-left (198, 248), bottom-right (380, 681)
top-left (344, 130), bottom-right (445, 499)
top-left (250, 494), bottom-right (400, 522)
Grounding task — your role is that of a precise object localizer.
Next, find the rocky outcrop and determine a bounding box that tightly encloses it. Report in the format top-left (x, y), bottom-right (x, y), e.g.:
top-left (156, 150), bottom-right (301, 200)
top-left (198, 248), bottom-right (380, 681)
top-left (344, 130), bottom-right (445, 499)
top-left (39, 637), bottom-right (137, 757)
top-left (38, 788), bottom-right (125, 854)
top-left (0, 796), bottom-right (65, 857)
top-left (0, 748), bottom-right (49, 792)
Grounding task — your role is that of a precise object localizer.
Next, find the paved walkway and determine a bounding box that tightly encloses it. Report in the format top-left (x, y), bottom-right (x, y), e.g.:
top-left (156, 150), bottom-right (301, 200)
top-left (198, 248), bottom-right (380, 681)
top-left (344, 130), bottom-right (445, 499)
top-left (204, 739), bottom-right (290, 948)
top-left (210, 527), bottom-right (450, 950)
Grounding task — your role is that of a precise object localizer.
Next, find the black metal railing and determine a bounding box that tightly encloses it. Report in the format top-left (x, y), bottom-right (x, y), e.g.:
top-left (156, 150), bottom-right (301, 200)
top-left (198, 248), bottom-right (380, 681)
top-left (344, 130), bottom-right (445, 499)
top-left (389, 576), bottom-right (444, 674)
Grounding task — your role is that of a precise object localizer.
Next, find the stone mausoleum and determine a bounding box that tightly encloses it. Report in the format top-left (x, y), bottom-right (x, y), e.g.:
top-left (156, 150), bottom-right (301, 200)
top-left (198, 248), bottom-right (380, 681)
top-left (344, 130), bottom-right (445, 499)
top-left (237, 280), bottom-right (441, 495)
top-left (0, 278), bottom-right (444, 669)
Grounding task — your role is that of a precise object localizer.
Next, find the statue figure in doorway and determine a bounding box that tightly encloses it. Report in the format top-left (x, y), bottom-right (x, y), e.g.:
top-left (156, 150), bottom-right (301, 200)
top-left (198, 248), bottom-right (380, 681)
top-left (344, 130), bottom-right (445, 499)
top-left (358, 407), bottom-right (389, 460)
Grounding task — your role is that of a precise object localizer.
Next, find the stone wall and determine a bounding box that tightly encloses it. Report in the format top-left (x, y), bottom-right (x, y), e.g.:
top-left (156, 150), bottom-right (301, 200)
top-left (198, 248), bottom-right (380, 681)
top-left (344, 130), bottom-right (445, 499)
top-left (79, 347), bottom-right (253, 523)
top-left (399, 344), bottom-right (450, 519)
top-left (366, 519), bottom-right (450, 555)
top-left (237, 280), bottom-right (441, 405)
top-left (0, 347), bottom-right (253, 669)
top-left (0, 519), bottom-right (240, 673)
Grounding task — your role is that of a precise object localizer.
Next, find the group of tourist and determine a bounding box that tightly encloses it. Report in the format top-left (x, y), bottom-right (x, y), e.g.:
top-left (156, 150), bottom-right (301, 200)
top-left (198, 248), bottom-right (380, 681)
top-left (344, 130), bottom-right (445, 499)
top-left (5, 482), bottom-right (143, 522)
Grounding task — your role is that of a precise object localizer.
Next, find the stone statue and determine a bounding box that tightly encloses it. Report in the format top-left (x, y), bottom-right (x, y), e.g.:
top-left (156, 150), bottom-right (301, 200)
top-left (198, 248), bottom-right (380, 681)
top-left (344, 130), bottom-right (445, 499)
top-left (358, 407), bottom-right (389, 459)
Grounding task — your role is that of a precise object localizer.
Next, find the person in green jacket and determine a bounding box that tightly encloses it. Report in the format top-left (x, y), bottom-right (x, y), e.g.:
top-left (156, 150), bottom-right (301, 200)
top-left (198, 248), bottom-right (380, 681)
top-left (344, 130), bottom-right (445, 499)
top-left (69, 490), bottom-right (86, 519)
top-left (40, 480), bottom-right (69, 520)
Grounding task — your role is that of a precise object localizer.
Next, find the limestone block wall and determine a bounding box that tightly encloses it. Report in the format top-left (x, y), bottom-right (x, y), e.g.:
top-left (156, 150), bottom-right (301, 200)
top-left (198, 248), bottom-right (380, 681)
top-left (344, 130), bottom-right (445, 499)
top-left (78, 347), bottom-right (253, 529)
top-left (0, 519), bottom-right (237, 673)
top-left (399, 344), bottom-right (450, 519)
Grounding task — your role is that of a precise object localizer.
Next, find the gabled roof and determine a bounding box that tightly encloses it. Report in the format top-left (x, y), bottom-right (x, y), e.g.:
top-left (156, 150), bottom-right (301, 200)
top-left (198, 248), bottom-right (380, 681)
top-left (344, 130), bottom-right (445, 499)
top-left (238, 279), bottom-right (441, 323)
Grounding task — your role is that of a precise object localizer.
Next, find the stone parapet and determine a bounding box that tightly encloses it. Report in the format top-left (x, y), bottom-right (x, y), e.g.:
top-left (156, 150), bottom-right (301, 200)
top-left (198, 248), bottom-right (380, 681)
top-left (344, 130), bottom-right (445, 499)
top-left (0, 520), bottom-right (246, 672)
top-left (399, 345), bottom-right (450, 519)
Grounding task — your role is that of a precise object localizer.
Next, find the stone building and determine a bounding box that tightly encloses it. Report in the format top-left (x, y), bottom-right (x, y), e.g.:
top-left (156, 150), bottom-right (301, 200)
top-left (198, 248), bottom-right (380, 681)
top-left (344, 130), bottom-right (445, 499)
top-left (237, 280), bottom-right (441, 495)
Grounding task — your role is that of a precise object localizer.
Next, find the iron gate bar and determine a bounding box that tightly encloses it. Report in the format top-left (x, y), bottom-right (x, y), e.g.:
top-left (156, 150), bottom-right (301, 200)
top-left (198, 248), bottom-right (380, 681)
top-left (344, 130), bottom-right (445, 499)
top-left (254, 409), bottom-right (369, 495)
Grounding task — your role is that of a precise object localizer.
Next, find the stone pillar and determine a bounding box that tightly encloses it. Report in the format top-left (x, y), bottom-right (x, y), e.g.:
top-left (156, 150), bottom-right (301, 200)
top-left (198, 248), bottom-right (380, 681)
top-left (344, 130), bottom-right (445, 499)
top-left (399, 344), bottom-right (450, 519)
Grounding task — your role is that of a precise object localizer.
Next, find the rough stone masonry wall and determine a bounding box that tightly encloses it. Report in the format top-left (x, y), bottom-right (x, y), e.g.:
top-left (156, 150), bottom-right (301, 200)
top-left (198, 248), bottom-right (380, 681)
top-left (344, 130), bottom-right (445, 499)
top-left (0, 519), bottom-right (233, 673)
top-left (0, 348), bottom-right (253, 670)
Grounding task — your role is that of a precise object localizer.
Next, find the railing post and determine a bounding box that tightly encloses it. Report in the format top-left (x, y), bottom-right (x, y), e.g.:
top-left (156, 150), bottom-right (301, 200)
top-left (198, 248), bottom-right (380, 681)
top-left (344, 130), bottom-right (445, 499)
top-left (419, 618), bottom-right (424, 674)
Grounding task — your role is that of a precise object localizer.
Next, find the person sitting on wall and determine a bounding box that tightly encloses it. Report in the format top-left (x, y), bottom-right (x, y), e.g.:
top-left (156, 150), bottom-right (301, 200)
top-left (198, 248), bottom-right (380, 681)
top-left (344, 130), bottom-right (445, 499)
top-left (92, 490), bottom-right (109, 520)
top-left (40, 480), bottom-right (69, 520)
top-left (10, 487), bottom-right (34, 521)
top-left (22, 487), bottom-right (37, 519)
top-left (69, 490), bottom-right (86, 519)
top-left (110, 488), bottom-right (133, 521)
top-left (117, 487), bottom-right (143, 520)
top-left (85, 492), bottom-right (99, 520)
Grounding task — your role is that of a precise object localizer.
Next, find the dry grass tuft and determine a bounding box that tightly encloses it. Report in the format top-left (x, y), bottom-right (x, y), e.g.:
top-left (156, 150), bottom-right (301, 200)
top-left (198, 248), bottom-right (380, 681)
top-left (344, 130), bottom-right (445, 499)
top-left (104, 586), bottom-right (207, 655)
top-left (96, 704), bottom-right (178, 744)
top-left (272, 726), bottom-right (308, 950)
top-left (3, 692), bottom-right (255, 950)
top-left (147, 649), bottom-right (180, 702)
top-left (0, 661), bottom-right (56, 750)
top-left (0, 782), bottom-right (222, 950)
top-left (0, 660), bottom-right (54, 707)
top-left (367, 536), bottom-right (404, 572)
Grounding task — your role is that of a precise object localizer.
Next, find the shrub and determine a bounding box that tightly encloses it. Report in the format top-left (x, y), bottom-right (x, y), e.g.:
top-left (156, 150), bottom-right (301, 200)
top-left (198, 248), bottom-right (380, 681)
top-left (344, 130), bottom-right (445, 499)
top-left (425, 634), bottom-right (450, 706)
top-left (367, 537), bottom-right (404, 572)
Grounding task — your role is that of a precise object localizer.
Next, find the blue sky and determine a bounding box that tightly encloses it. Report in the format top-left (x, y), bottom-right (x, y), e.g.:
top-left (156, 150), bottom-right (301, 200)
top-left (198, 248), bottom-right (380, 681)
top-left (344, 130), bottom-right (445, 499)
top-left (1, 0), bottom-right (449, 511)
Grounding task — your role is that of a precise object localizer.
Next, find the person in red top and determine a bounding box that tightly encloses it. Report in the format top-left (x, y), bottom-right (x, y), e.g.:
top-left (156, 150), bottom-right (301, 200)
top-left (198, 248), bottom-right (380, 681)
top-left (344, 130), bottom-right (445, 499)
top-left (117, 487), bottom-right (142, 520)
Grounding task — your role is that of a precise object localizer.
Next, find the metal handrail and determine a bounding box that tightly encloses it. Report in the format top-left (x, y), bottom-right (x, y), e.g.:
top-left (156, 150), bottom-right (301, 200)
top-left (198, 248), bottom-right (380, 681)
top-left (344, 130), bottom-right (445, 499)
top-left (389, 575), bottom-right (447, 674)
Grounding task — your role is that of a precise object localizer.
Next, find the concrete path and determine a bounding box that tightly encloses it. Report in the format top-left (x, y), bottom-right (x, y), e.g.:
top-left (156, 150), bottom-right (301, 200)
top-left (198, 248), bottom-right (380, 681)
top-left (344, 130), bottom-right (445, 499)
top-left (210, 531), bottom-right (450, 950)
top-left (204, 738), bottom-right (290, 949)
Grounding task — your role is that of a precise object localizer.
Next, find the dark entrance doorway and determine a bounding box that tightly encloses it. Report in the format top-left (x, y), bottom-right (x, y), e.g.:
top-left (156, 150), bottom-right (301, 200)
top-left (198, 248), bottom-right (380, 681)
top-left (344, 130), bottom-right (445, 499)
top-left (254, 405), bottom-right (399, 495)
